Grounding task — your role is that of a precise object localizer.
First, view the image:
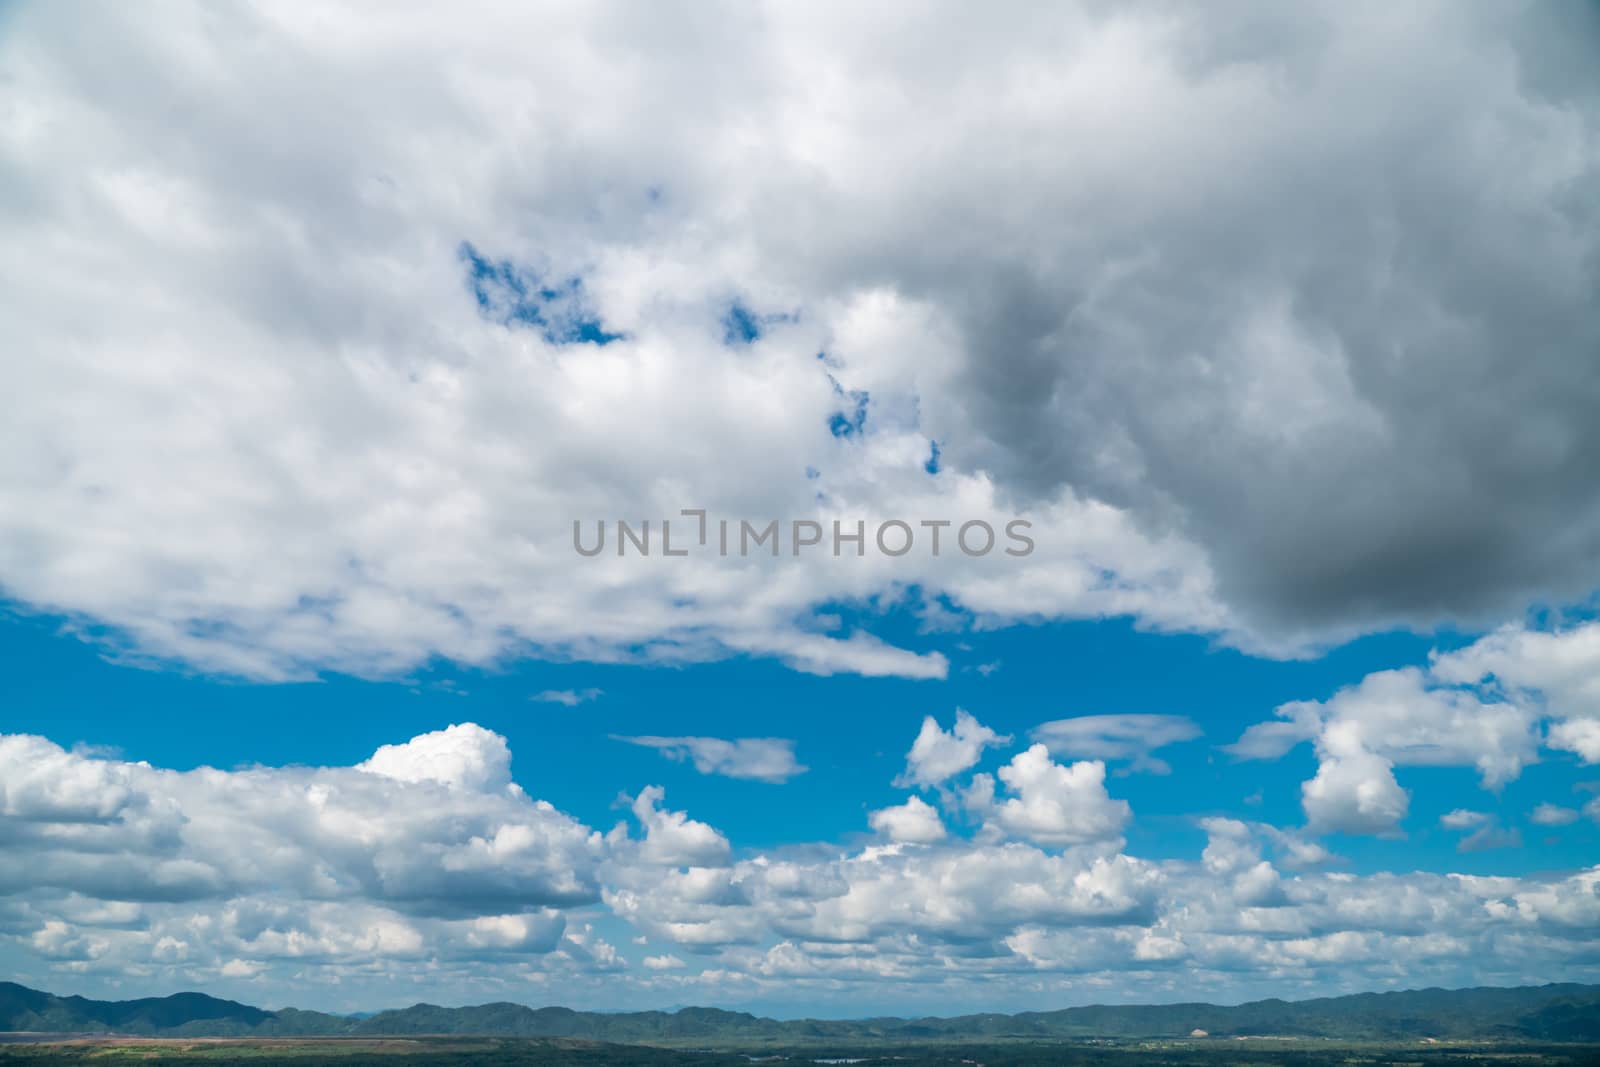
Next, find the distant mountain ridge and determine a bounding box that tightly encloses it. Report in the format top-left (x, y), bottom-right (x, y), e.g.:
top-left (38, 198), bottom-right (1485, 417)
top-left (0, 982), bottom-right (271, 1036)
top-left (2, 981), bottom-right (1598, 1043)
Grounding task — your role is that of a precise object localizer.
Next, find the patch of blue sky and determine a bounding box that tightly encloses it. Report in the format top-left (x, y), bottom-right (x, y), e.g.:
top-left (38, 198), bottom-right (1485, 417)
top-left (721, 301), bottom-right (796, 346)
top-left (458, 241), bottom-right (623, 345)
top-left (825, 375), bottom-right (869, 438)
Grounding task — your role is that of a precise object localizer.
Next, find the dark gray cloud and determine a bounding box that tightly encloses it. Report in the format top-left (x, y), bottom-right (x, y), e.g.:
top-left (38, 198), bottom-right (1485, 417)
top-left (790, 2), bottom-right (1600, 641)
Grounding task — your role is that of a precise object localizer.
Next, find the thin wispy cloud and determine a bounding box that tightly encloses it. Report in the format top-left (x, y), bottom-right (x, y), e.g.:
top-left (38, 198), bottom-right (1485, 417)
top-left (533, 688), bottom-right (603, 707)
top-left (613, 735), bottom-right (807, 783)
top-left (1031, 714), bottom-right (1202, 776)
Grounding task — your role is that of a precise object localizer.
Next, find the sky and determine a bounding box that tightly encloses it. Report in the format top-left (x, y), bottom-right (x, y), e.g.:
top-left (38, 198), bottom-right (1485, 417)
top-left (2, 0), bottom-right (1600, 1019)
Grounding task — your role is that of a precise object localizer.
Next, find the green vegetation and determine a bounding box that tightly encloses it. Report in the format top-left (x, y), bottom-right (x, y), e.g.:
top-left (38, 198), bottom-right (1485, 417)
top-left (0, 1036), bottom-right (743, 1065)
top-left (1, 1036), bottom-right (1598, 1067)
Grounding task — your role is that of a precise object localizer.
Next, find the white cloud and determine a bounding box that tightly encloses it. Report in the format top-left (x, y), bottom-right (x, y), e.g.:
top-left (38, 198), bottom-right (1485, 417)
top-left (868, 796), bottom-right (947, 844)
top-left (359, 722), bottom-right (516, 793)
top-left (0, 726), bottom-right (619, 1003)
top-left (1031, 714), bottom-right (1201, 775)
top-left (1224, 623), bottom-right (1600, 837)
top-left (1301, 721), bottom-right (1409, 836)
top-left (1431, 624), bottom-right (1600, 763)
top-left (1457, 824), bottom-right (1521, 853)
top-left (1530, 803), bottom-right (1579, 827)
top-left (1549, 719), bottom-right (1600, 763)
top-left (1225, 710), bottom-right (1321, 761)
top-left (0, 0), bottom-right (1234, 683)
top-left (5, 724), bottom-right (1600, 1012)
top-left (3, 0), bottom-right (1596, 684)
top-left (1439, 809), bottom-right (1489, 830)
top-left (642, 954), bottom-right (685, 971)
top-left (614, 736), bottom-right (806, 783)
top-left (0, 734), bottom-right (145, 821)
top-left (533, 688), bottom-right (603, 707)
top-left (1303, 668), bottom-right (1537, 789)
top-left (625, 786), bottom-right (733, 868)
top-left (1431, 624), bottom-right (1600, 720)
top-left (7, 0), bottom-right (1506, 688)
top-left (1233, 661), bottom-right (1545, 835)
top-left (1254, 824), bottom-right (1335, 869)
top-left (893, 709), bottom-right (1009, 790)
top-left (979, 745), bottom-right (1131, 847)
top-left (1198, 818), bottom-right (1285, 907)
top-left (1198, 818), bottom-right (1259, 874)
top-left (0, 728), bottom-right (602, 916)
top-left (1436, 810), bottom-right (1520, 852)
top-left (0, 0), bottom-right (1596, 698)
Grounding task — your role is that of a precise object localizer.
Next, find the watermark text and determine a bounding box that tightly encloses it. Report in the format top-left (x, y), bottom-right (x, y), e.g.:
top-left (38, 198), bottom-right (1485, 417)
top-left (573, 510), bottom-right (1034, 559)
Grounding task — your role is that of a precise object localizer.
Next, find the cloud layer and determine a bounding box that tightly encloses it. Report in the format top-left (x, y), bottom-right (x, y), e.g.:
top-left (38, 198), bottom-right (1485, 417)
top-left (3, 2), bottom-right (1598, 679)
top-left (3, 700), bottom-right (1598, 1012)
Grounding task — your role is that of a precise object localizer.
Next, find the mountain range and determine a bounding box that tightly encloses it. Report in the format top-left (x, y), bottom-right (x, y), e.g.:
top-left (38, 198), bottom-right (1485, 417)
top-left (2, 981), bottom-right (1597, 1044)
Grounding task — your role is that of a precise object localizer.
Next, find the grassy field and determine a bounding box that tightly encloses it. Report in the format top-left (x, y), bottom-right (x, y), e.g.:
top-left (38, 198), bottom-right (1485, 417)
top-left (0, 1036), bottom-right (739, 1065)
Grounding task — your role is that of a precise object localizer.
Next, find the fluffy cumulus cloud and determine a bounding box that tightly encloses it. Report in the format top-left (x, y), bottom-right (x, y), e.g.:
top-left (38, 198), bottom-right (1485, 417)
top-left (359, 722), bottom-right (517, 792)
top-left (623, 787), bottom-right (733, 868)
top-left (2, 720), bottom-right (1600, 1012)
top-left (971, 746), bottom-right (1132, 847)
top-left (1299, 721), bottom-right (1410, 836)
top-left (1430, 624), bottom-right (1600, 764)
top-left (0, 726), bottom-right (603, 916)
top-left (0, 724), bottom-right (611, 994)
top-left (894, 709), bottom-right (1010, 790)
top-left (1223, 622), bottom-right (1600, 837)
top-left (4, 2), bottom-right (1599, 681)
top-left (1227, 643), bottom-right (1589, 834)
top-left (867, 796), bottom-right (946, 844)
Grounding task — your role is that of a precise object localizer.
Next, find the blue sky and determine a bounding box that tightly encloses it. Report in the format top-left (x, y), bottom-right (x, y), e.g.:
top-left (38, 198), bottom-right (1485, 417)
top-left (0, 605), bottom-right (1513, 861)
top-left (3, 0), bottom-right (1600, 1019)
